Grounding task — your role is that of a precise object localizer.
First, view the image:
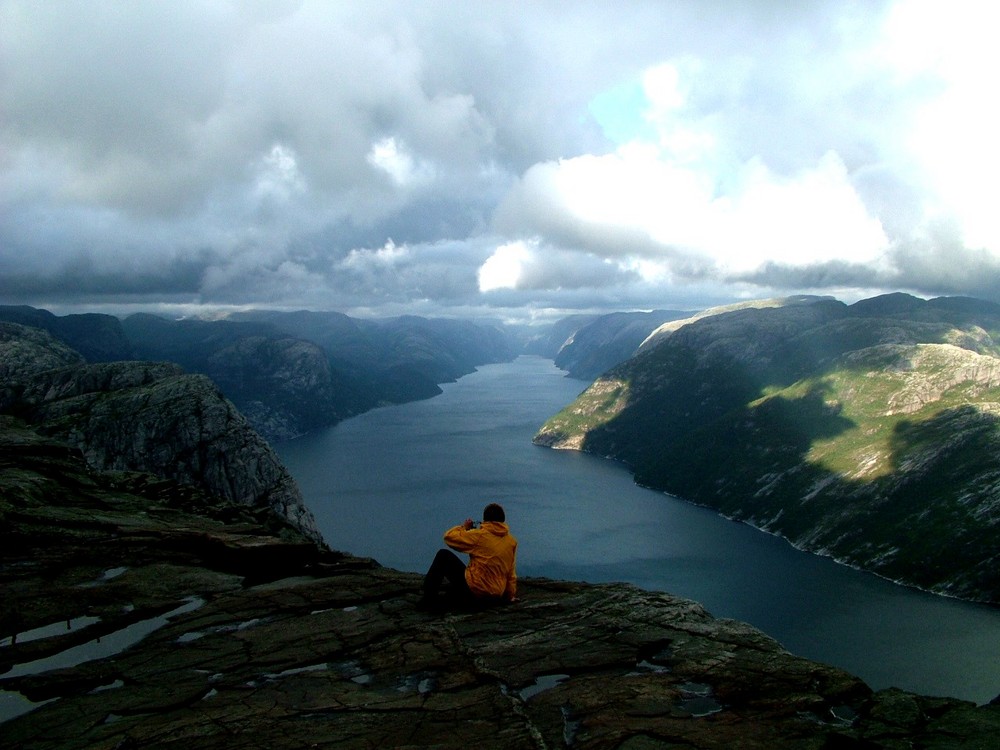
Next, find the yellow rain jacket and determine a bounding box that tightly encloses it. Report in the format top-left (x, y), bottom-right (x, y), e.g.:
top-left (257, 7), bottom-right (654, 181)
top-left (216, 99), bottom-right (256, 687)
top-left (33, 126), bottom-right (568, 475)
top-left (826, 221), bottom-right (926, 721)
top-left (443, 521), bottom-right (518, 600)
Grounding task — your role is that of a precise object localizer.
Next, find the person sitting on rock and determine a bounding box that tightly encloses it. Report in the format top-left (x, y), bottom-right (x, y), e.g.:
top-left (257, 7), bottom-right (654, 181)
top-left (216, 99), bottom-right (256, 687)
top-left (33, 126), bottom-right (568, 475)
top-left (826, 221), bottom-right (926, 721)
top-left (421, 502), bottom-right (517, 607)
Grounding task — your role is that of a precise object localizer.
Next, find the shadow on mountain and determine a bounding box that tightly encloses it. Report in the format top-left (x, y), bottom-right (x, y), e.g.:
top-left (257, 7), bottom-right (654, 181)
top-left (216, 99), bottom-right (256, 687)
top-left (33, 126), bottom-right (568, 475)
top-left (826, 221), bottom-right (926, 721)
top-left (590, 376), bottom-right (856, 521)
top-left (577, 365), bottom-right (1000, 601)
top-left (875, 406), bottom-right (1000, 595)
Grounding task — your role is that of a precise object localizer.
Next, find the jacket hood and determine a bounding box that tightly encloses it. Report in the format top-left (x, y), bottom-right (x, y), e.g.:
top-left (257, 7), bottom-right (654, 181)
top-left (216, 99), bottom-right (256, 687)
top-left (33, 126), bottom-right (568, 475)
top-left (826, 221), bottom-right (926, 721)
top-left (480, 520), bottom-right (509, 537)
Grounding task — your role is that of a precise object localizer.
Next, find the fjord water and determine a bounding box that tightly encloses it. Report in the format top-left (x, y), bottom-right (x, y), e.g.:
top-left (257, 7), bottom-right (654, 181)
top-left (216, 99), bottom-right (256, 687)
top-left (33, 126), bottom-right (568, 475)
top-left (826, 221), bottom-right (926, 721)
top-left (277, 356), bottom-right (1000, 705)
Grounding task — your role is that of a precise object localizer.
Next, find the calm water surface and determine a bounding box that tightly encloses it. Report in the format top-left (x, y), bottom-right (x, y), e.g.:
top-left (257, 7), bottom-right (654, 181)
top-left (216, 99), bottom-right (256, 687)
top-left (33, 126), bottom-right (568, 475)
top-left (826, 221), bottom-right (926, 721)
top-left (277, 355), bottom-right (1000, 704)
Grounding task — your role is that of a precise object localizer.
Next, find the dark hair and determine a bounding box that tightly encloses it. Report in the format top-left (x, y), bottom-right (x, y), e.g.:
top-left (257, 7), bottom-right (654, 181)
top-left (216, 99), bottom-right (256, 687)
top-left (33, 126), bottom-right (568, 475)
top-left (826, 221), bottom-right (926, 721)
top-left (483, 503), bottom-right (505, 522)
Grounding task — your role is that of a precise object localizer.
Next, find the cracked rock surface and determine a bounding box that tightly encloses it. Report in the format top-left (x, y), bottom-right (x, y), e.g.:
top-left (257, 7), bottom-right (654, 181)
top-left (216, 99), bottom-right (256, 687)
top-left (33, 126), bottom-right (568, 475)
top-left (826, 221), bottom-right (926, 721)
top-left (3, 426), bottom-right (1000, 748)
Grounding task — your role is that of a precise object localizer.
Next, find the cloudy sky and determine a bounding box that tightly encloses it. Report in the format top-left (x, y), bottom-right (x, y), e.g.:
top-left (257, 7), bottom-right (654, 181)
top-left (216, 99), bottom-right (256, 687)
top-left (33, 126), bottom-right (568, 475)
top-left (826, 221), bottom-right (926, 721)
top-left (2, 0), bottom-right (998, 321)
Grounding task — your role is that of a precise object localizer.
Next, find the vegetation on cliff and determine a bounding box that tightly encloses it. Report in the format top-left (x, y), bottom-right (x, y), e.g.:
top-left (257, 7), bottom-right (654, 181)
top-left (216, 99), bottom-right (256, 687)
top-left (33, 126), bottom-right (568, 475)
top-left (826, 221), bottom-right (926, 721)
top-left (535, 294), bottom-right (1000, 604)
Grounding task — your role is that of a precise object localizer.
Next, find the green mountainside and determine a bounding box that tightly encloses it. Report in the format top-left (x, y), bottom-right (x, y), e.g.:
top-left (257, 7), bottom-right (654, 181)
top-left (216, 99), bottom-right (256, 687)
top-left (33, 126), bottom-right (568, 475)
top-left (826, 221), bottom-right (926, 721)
top-left (535, 294), bottom-right (1000, 604)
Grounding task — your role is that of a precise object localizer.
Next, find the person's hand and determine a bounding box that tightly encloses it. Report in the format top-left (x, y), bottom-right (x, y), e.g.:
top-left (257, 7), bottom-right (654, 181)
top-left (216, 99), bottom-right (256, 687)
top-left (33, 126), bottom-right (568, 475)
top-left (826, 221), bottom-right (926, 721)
top-left (463, 518), bottom-right (475, 530)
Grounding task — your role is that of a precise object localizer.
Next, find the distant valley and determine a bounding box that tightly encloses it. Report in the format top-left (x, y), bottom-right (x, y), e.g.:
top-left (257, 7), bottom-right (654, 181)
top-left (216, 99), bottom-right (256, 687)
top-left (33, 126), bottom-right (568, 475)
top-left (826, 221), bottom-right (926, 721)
top-left (0, 304), bottom-right (671, 442)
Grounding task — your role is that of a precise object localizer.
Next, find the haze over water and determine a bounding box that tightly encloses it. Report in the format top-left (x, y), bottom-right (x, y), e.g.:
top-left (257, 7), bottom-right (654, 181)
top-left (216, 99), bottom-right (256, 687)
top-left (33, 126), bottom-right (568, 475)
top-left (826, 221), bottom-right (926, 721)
top-left (278, 356), bottom-right (1000, 705)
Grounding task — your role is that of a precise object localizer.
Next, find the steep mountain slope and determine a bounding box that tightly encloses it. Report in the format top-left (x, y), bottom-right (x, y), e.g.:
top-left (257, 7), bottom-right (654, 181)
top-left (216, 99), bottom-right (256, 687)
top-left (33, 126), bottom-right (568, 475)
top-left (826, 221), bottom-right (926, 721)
top-left (208, 333), bottom-right (376, 439)
top-left (553, 309), bottom-right (691, 379)
top-left (518, 313), bottom-right (600, 358)
top-left (0, 323), bottom-right (319, 540)
top-left (232, 309), bottom-right (515, 385)
top-left (535, 294), bottom-right (1000, 603)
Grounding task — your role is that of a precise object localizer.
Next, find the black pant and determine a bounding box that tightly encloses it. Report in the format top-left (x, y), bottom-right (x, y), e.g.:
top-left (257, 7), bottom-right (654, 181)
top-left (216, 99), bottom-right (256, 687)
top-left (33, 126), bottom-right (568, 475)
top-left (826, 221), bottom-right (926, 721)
top-left (422, 549), bottom-right (471, 600)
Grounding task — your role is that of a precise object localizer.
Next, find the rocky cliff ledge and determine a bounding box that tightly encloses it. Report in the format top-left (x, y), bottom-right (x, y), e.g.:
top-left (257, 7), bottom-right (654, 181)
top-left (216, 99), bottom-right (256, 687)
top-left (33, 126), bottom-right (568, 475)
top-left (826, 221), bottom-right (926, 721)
top-left (2, 425), bottom-right (998, 749)
top-left (0, 322), bottom-right (320, 541)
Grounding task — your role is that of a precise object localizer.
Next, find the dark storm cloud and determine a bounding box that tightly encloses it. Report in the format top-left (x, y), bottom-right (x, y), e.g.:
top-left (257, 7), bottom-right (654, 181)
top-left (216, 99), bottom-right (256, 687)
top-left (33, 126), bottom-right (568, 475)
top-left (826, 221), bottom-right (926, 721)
top-left (888, 225), bottom-right (1000, 302)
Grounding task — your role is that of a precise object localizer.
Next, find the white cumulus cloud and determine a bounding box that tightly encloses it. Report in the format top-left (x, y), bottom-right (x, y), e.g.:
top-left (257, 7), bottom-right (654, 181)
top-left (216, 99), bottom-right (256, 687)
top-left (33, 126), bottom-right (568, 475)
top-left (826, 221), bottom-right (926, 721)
top-left (479, 241), bottom-right (533, 292)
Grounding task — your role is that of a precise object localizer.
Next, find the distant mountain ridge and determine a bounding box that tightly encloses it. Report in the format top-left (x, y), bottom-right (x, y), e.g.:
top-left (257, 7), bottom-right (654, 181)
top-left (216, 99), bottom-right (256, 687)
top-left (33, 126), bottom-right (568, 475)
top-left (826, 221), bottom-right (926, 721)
top-left (0, 305), bottom-right (133, 362)
top-left (513, 309), bottom-right (694, 380)
top-left (124, 311), bottom-right (514, 440)
top-left (0, 304), bottom-right (701, 439)
top-left (535, 293), bottom-right (1000, 604)
top-left (0, 306), bottom-right (515, 442)
top-left (229, 310), bottom-right (512, 385)
top-left (519, 314), bottom-right (600, 358)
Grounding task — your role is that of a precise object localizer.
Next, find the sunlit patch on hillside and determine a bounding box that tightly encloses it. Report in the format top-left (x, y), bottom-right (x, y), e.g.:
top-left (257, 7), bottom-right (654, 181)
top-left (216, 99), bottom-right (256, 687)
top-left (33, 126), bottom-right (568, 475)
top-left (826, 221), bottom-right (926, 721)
top-left (757, 346), bottom-right (1000, 480)
top-left (805, 418), bottom-right (898, 480)
top-left (536, 377), bottom-right (631, 447)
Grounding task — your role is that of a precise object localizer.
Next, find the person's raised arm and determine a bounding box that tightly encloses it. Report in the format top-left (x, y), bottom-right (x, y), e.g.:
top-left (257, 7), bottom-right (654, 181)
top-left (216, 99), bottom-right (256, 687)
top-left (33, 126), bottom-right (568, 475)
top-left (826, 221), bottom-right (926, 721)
top-left (443, 519), bottom-right (477, 551)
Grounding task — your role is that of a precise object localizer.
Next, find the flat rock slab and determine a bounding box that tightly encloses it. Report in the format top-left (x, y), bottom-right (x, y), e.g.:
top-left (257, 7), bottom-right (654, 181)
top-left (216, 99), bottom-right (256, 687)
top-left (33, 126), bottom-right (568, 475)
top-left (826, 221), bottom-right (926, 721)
top-left (5, 564), bottom-right (1000, 749)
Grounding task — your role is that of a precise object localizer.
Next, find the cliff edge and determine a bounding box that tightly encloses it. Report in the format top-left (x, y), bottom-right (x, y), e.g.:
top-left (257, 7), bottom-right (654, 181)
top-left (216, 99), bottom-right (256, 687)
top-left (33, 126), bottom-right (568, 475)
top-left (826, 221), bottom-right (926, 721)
top-left (2, 427), bottom-right (998, 748)
top-left (1, 395), bottom-right (999, 747)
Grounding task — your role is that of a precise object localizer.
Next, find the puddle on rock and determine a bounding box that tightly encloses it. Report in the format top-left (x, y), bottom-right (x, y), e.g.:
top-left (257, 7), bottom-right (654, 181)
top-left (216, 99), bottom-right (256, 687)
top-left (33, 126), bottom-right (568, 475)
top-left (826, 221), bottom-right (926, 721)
top-left (561, 705), bottom-right (581, 746)
top-left (78, 567), bottom-right (129, 588)
top-left (630, 659), bottom-right (670, 675)
top-left (677, 682), bottom-right (723, 717)
top-left (830, 704), bottom-right (858, 725)
top-left (331, 660), bottom-right (375, 686)
top-left (0, 690), bottom-right (56, 724)
top-left (176, 615), bottom-right (270, 644)
top-left (519, 673), bottom-right (570, 701)
top-left (394, 672), bottom-right (437, 694)
top-left (680, 696), bottom-right (723, 717)
top-left (1, 615), bottom-right (102, 648)
top-left (265, 663), bottom-right (330, 680)
top-left (89, 679), bottom-right (125, 694)
top-left (3, 597), bottom-right (205, 680)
